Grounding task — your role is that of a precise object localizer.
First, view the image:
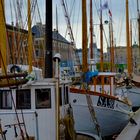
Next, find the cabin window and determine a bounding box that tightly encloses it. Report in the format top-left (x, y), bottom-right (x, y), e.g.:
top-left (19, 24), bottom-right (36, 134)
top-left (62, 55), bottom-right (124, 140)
top-left (0, 90), bottom-right (12, 109)
top-left (35, 88), bottom-right (51, 109)
top-left (16, 89), bottom-right (31, 109)
top-left (64, 86), bottom-right (69, 104)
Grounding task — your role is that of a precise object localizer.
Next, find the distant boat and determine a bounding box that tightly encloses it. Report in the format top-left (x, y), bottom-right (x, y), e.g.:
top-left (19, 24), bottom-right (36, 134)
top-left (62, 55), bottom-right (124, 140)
top-left (69, 0), bottom-right (133, 138)
top-left (115, 0), bottom-right (140, 110)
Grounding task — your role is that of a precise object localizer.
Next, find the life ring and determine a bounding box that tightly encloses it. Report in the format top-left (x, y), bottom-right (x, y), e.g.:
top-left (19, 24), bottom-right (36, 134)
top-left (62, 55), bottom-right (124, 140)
top-left (10, 65), bottom-right (21, 73)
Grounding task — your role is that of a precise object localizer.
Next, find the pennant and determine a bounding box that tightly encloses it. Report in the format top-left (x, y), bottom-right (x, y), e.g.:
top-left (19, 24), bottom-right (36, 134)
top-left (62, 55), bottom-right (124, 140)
top-left (108, 9), bottom-right (112, 17)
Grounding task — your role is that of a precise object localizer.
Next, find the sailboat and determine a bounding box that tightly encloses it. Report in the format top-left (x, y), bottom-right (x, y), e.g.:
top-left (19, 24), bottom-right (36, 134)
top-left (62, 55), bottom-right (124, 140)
top-left (115, 0), bottom-right (140, 110)
top-left (69, 0), bottom-right (133, 138)
top-left (0, 0), bottom-right (73, 140)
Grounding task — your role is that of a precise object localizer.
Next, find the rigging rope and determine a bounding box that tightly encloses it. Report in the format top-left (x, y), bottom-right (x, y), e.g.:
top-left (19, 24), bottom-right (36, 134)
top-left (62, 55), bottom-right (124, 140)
top-left (0, 50), bottom-right (25, 140)
top-left (84, 83), bottom-right (102, 140)
top-left (1, 1), bottom-right (39, 139)
top-left (81, 71), bottom-right (102, 139)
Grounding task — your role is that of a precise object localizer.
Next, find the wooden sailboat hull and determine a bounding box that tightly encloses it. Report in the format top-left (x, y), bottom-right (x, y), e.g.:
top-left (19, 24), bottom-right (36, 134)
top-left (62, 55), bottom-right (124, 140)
top-left (69, 88), bottom-right (132, 137)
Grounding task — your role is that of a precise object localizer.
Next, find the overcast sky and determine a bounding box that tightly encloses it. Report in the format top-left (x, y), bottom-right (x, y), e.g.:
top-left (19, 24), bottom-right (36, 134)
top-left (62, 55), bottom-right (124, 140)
top-left (5, 0), bottom-right (140, 51)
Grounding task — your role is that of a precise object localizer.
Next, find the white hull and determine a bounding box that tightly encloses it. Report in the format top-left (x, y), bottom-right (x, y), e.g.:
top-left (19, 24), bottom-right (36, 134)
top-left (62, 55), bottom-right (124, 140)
top-left (69, 92), bottom-right (132, 137)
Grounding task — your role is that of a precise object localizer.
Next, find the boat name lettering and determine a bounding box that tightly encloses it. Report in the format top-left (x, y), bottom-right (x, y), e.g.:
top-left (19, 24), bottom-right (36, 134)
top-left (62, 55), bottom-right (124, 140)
top-left (97, 96), bottom-right (115, 109)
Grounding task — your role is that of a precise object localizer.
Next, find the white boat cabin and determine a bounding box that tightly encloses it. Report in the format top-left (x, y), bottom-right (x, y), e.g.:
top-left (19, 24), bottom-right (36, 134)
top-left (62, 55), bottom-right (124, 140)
top-left (0, 78), bottom-right (70, 140)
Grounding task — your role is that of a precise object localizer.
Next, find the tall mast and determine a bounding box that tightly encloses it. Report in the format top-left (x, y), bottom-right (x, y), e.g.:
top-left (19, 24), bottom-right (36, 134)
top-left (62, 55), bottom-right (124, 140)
top-left (90, 0), bottom-right (93, 60)
top-left (82, 0), bottom-right (88, 72)
top-left (137, 0), bottom-right (140, 58)
top-left (126, 0), bottom-right (132, 75)
top-left (100, 0), bottom-right (103, 71)
top-left (109, 18), bottom-right (114, 72)
top-left (130, 19), bottom-right (133, 71)
top-left (45, 0), bottom-right (53, 78)
top-left (28, 0), bottom-right (33, 73)
top-left (0, 0), bottom-right (7, 74)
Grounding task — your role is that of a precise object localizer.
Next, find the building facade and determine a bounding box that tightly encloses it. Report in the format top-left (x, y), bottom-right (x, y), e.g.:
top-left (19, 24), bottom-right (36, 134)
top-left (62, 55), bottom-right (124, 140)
top-left (32, 23), bottom-right (77, 75)
top-left (105, 44), bottom-right (140, 73)
top-left (0, 24), bottom-right (30, 67)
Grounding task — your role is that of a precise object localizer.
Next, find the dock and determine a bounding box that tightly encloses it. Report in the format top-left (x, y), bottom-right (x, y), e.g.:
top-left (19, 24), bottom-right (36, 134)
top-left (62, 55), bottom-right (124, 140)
top-left (116, 108), bottom-right (140, 140)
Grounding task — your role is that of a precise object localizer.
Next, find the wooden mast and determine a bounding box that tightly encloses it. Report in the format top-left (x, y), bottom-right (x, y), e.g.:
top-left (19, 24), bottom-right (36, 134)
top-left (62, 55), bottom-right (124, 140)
top-left (130, 19), bottom-right (133, 71)
top-left (90, 0), bottom-right (93, 60)
top-left (137, 0), bottom-right (140, 62)
top-left (82, 0), bottom-right (88, 72)
top-left (0, 0), bottom-right (7, 74)
top-left (109, 18), bottom-right (114, 72)
top-left (28, 0), bottom-right (33, 73)
top-left (126, 0), bottom-right (132, 76)
top-left (100, 0), bottom-right (103, 72)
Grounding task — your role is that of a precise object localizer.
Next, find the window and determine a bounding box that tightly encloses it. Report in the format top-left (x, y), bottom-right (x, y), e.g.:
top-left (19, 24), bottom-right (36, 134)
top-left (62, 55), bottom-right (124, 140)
top-left (0, 90), bottom-right (12, 109)
top-left (16, 89), bottom-right (31, 109)
top-left (35, 88), bottom-right (51, 109)
top-left (36, 49), bottom-right (39, 57)
top-left (35, 40), bottom-right (39, 45)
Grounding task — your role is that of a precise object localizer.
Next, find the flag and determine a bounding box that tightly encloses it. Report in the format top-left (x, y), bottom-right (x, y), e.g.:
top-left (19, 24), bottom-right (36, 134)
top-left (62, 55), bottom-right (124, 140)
top-left (108, 9), bottom-right (112, 17)
top-left (99, 1), bottom-right (109, 11)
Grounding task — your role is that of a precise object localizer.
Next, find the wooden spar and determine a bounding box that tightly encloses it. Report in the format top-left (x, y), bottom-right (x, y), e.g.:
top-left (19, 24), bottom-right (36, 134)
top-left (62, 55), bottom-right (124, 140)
top-left (0, 79), bottom-right (28, 88)
top-left (90, 0), bottom-right (93, 60)
top-left (99, 0), bottom-right (104, 93)
top-left (82, 0), bottom-right (88, 72)
top-left (0, 0), bottom-right (7, 74)
top-left (45, 0), bottom-right (53, 78)
top-left (109, 21), bottom-right (112, 71)
top-left (137, 0), bottom-right (140, 59)
top-left (100, 0), bottom-right (103, 71)
top-left (109, 18), bottom-right (114, 72)
top-left (130, 20), bottom-right (133, 71)
top-left (126, 0), bottom-right (132, 75)
top-left (28, 0), bottom-right (33, 73)
top-left (111, 22), bottom-right (114, 72)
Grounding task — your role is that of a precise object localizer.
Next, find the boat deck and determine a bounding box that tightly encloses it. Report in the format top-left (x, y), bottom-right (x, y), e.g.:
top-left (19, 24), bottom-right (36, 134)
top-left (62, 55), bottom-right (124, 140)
top-left (116, 108), bottom-right (140, 140)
